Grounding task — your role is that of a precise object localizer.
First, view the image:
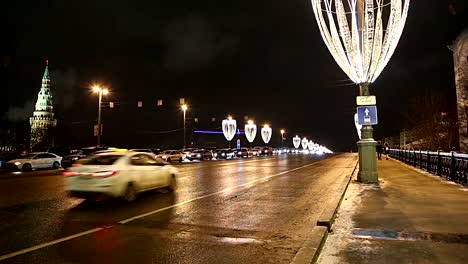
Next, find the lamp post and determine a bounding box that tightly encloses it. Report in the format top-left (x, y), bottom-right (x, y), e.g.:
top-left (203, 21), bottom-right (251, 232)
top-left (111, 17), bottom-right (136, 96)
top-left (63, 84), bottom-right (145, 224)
top-left (280, 129), bottom-right (285, 148)
top-left (92, 85), bottom-right (109, 146)
top-left (181, 104), bottom-right (188, 148)
top-left (311, 0), bottom-right (410, 183)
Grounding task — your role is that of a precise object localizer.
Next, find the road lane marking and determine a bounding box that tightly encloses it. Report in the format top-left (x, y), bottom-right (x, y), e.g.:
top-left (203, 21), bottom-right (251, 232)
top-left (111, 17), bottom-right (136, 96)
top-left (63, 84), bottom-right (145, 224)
top-left (0, 158), bottom-right (325, 261)
top-left (0, 228), bottom-right (103, 261)
top-left (175, 157), bottom-right (277, 169)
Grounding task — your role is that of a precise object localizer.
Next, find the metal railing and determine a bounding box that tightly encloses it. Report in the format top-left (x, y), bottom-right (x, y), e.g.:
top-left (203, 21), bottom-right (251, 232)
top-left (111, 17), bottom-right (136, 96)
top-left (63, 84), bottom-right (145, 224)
top-left (388, 149), bottom-right (468, 186)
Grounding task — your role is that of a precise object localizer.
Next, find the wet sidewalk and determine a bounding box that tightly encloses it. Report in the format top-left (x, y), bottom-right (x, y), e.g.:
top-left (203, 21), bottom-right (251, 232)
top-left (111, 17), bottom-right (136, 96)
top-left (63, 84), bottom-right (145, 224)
top-left (318, 158), bottom-right (468, 264)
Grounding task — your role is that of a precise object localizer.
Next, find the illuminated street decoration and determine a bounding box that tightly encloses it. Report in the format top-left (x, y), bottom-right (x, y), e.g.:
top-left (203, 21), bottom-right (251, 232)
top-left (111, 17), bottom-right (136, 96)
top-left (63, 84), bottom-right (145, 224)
top-left (311, 0), bottom-right (410, 84)
top-left (261, 125), bottom-right (272, 144)
top-left (244, 120), bottom-right (257, 143)
top-left (354, 113), bottom-right (362, 139)
top-left (301, 137), bottom-right (308, 150)
top-left (293, 136), bottom-right (301, 149)
top-left (222, 117), bottom-right (237, 142)
top-left (308, 141), bottom-right (315, 151)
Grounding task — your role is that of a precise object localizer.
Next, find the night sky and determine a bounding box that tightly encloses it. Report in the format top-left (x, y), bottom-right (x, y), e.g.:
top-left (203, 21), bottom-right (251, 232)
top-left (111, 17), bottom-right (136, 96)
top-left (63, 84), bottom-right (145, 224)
top-left (1, 0), bottom-right (467, 151)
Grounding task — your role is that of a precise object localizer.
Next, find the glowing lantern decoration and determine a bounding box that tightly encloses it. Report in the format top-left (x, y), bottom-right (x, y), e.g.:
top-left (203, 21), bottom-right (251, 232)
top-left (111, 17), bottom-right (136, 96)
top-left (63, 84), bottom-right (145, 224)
top-left (293, 136), bottom-right (301, 149)
top-left (308, 141), bottom-right (315, 151)
top-left (301, 137), bottom-right (308, 150)
top-left (354, 113), bottom-right (362, 139)
top-left (311, 0), bottom-right (410, 85)
top-left (222, 116), bottom-right (237, 142)
top-left (261, 124), bottom-right (272, 144)
top-left (244, 120), bottom-right (257, 143)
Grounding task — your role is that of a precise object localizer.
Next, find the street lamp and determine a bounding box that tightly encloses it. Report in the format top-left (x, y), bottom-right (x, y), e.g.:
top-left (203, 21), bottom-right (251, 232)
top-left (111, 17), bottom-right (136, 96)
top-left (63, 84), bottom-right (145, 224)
top-left (92, 85), bottom-right (109, 146)
top-left (280, 129), bottom-right (285, 148)
top-left (311, 0), bottom-right (410, 183)
top-left (181, 104), bottom-right (188, 148)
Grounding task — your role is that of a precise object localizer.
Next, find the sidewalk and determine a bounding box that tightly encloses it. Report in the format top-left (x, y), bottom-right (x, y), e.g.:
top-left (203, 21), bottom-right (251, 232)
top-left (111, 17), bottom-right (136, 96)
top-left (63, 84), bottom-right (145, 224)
top-left (317, 158), bottom-right (468, 264)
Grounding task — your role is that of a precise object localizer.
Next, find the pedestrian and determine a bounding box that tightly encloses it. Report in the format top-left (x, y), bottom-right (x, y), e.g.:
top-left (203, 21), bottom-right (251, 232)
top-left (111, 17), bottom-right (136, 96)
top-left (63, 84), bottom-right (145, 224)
top-left (376, 141), bottom-right (383, 160)
top-left (384, 142), bottom-right (389, 160)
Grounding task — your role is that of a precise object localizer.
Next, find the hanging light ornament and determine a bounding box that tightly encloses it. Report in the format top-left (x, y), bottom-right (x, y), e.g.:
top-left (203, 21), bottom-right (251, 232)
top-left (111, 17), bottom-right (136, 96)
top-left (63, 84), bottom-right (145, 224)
top-left (293, 135), bottom-right (301, 149)
top-left (222, 116), bottom-right (237, 142)
top-left (311, 0), bottom-right (410, 85)
top-left (244, 120), bottom-right (257, 143)
top-left (307, 141), bottom-right (315, 152)
top-left (301, 137), bottom-right (308, 150)
top-left (261, 124), bottom-right (272, 144)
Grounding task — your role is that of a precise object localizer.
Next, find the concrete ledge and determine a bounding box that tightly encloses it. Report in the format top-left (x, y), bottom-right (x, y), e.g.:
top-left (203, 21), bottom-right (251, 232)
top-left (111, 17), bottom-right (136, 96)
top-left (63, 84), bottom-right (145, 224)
top-left (290, 226), bottom-right (328, 264)
top-left (316, 161), bottom-right (358, 231)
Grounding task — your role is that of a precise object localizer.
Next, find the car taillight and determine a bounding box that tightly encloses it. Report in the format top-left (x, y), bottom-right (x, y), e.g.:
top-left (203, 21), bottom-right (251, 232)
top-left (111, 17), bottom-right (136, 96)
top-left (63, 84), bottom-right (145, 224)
top-left (91, 170), bottom-right (119, 178)
top-left (63, 171), bottom-right (79, 177)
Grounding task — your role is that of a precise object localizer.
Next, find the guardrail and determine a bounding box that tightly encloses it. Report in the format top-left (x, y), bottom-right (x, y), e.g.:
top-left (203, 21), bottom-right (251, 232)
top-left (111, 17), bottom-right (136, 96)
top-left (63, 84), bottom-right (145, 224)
top-left (388, 149), bottom-right (468, 186)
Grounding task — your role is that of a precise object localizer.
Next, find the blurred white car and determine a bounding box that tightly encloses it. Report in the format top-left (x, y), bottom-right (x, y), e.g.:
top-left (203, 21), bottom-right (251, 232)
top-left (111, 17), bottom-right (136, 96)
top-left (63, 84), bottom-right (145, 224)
top-left (64, 151), bottom-right (178, 202)
top-left (156, 150), bottom-right (186, 163)
top-left (7, 152), bottom-right (62, 172)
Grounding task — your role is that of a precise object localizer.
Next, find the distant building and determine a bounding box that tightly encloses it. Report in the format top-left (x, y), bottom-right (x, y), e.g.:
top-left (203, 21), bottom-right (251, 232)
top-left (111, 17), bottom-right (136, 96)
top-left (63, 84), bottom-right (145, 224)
top-left (453, 27), bottom-right (468, 152)
top-left (29, 61), bottom-right (57, 148)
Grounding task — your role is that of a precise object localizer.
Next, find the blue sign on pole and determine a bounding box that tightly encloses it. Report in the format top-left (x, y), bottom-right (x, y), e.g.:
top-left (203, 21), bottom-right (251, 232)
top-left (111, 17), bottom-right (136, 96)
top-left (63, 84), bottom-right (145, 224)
top-left (357, 106), bottom-right (378, 125)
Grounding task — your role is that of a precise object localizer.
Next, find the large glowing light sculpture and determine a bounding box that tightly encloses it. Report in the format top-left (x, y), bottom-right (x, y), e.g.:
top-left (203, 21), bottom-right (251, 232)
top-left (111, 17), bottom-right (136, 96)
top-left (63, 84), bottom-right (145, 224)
top-left (222, 116), bottom-right (237, 146)
top-left (301, 137), bottom-right (308, 150)
top-left (293, 136), bottom-right (301, 149)
top-left (245, 120), bottom-right (257, 143)
top-left (261, 124), bottom-right (272, 144)
top-left (311, 0), bottom-right (410, 183)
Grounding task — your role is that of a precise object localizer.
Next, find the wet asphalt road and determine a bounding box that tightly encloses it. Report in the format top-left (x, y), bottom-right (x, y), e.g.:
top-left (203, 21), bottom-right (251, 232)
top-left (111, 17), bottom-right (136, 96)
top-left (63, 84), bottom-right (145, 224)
top-left (0, 153), bottom-right (357, 264)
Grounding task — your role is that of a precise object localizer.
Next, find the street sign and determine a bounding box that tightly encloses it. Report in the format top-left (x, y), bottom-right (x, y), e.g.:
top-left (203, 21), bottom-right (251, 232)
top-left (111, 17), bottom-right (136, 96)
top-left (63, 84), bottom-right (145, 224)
top-left (236, 139), bottom-right (241, 149)
top-left (356, 96), bottom-right (376, 106)
top-left (357, 106), bottom-right (378, 125)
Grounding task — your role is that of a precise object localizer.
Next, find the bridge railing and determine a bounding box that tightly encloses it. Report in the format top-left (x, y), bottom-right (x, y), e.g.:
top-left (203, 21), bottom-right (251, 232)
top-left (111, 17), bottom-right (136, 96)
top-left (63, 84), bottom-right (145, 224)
top-left (388, 149), bottom-right (468, 186)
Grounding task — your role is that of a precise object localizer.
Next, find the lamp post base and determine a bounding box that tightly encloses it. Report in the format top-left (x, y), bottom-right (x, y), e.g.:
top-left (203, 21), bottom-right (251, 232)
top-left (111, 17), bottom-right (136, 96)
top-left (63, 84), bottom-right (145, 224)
top-left (357, 137), bottom-right (378, 183)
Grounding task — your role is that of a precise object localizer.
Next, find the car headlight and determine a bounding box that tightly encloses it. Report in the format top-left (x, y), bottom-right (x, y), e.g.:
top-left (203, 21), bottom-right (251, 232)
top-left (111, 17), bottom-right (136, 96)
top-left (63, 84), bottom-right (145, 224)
top-left (221, 153), bottom-right (225, 156)
top-left (72, 157), bottom-right (79, 161)
top-left (196, 154), bottom-right (201, 158)
top-left (162, 155), bottom-right (167, 159)
top-left (14, 162), bottom-right (21, 165)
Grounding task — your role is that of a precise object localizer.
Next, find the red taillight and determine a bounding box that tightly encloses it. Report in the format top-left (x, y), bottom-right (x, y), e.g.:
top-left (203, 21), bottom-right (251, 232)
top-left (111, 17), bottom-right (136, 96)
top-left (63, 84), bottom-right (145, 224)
top-left (90, 170), bottom-right (119, 178)
top-left (63, 171), bottom-right (79, 177)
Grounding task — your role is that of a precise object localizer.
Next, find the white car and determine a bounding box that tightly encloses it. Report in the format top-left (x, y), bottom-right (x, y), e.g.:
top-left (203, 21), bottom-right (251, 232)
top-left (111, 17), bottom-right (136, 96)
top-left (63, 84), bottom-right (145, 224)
top-left (8, 152), bottom-right (62, 172)
top-left (156, 150), bottom-right (186, 163)
top-left (64, 151), bottom-right (178, 202)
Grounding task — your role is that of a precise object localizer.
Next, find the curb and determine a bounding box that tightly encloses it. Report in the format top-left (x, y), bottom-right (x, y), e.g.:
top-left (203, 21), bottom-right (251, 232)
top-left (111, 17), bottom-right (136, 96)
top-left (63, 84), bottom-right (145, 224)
top-left (290, 160), bottom-right (359, 264)
top-left (290, 226), bottom-right (328, 264)
top-left (316, 161), bottom-right (358, 230)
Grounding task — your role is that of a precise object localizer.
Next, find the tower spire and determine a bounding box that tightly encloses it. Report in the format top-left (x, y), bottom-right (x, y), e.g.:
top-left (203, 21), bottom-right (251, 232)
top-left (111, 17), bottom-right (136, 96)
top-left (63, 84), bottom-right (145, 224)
top-left (43, 60), bottom-right (49, 79)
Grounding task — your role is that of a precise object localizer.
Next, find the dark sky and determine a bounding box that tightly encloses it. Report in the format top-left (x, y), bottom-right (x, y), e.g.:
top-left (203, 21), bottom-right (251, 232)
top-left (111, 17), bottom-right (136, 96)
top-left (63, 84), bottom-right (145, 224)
top-left (1, 0), bottom-right (467, 151)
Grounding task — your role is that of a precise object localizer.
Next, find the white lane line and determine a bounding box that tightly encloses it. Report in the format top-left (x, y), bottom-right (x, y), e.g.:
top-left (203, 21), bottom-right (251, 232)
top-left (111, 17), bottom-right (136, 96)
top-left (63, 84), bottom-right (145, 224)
top-left (0, 228), bottom-right (103, 261)
top-left (0, 158), bottom-right (323, 261)
top-left (176, 157), bottom-right (278, 169)
top-left (118, 159), bottom-right (322, 224)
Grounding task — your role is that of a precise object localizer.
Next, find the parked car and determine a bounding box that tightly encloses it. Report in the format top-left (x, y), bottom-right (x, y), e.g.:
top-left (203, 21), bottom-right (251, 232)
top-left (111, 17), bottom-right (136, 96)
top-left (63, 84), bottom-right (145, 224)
top-left (0, 152), bottom-right (23, 169)
top-left (189, 149), bottom-right (213, 161)
top-left (7, 152), bottom-right (62, 171)
top-left (64, 151), bottom-right (178, 201)
top-left (156, 150), bottom-right (186, 162)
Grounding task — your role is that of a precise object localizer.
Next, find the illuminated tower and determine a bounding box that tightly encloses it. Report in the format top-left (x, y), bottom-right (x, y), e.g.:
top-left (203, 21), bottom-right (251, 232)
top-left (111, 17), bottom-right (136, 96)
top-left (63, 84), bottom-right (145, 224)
top-left (29, 61), bottom-right (57, 147)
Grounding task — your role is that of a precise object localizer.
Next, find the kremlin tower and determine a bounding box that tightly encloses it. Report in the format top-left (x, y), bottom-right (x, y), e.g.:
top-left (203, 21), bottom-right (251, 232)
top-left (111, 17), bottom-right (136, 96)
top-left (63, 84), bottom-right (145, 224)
top-left (29, 61), bottom-right (57, 147)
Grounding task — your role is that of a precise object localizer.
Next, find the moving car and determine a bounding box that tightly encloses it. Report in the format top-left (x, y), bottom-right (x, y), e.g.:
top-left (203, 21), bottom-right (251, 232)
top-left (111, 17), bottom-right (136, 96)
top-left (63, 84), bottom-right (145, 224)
top-left (156, 150), bottom-right (186, 163)
top-left (64, 151), bottom-right (178, 201)
top-left (214, 148), bottom-right (236, 160)
top-left (7, 152), bottom-right (62, 171)
top-left (237, 148), bottom-right (253, 158)
top-left (189, 149), bottom-right (213, 161)
top-left (61, 146), bottom-right (108, 168)
top-left (0, 152), bottom-right (22, 168)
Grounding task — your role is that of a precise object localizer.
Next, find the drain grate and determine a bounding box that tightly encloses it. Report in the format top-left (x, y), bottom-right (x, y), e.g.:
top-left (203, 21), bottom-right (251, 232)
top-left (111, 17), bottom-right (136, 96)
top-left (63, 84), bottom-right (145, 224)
top-left (351, 228), bottom-right (468, 244)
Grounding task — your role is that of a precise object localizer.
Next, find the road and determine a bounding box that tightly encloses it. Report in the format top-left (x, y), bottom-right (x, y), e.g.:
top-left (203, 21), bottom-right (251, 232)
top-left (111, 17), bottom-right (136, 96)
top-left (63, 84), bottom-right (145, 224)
top-left (0, 153), bottom-right (357, 263)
